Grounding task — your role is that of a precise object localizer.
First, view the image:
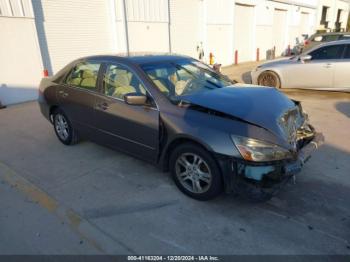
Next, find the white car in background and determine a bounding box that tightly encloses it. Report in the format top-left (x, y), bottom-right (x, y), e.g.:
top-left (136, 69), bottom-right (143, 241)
top-left (251, 40), bottom-right (350, 91)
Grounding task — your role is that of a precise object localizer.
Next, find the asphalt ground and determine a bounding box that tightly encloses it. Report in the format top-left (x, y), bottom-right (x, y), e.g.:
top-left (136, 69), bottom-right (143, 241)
top-left (0, 62), bottom-right (349, 255)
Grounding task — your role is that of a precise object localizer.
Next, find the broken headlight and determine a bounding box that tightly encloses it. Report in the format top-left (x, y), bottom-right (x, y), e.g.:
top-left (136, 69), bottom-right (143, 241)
top-left (231, 135), bottom-right (293, 162)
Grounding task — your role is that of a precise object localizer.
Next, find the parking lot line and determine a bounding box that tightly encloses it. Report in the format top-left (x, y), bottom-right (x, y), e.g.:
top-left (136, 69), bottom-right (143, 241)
top-left (0, 161), bottom-right (134, 254)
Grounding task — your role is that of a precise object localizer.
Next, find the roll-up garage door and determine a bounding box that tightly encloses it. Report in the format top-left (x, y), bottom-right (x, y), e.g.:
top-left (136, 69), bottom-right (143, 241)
top-left (272, 9), bottom-right (287, 57)
top-left (125, 0), bottom-right (170, 53)
top-left (234, 4), bottom-right (254, 62)
top-left (170, 0), bottom-right (203, 58)
top-left (33, 0), bottom-right (114, 74)
top-left (300, 12), bottom-right (310, 39)
top-left (206, 0), bottom-right (233, 65)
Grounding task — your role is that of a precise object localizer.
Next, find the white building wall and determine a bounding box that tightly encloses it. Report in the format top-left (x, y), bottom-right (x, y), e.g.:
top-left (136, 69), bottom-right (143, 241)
top-left (253, 0), bottom-right (318, 60)
top-left (234, 3), bottom-right (256, 62)
top-left (206, 0), bottom-right (234, 65)
top-left (32, 0), bottom-right (115, 74)
top-left (0, 0), bottom-right (42, 105)
top-left (119, 0), bottom-right (170, 53)
top-left (316, 0), bottom-right (350, 31)
top-left (170, 0), bottom-right (204, 58)
top-left (0, 0), bottom-right (326, 105)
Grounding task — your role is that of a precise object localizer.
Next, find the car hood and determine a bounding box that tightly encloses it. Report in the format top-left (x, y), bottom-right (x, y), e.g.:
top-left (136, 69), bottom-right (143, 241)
top-left (180, 86), bottom-right (303, 142)
top-left (258, 57), bottom-right (297, 68)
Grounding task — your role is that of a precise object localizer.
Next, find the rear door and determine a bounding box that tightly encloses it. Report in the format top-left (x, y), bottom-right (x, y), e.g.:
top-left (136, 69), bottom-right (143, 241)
top-left (56, 60), bottom-right (102, 138)
top-left (93, 62), bottom-right (159, 163)
top-left (333, 44), bottom-right (350, 90)
top-left (286, 44), bottom-right (344, 89)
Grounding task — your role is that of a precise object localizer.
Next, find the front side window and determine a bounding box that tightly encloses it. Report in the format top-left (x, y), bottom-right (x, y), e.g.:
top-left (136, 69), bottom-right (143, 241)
top-left (142, 60), bottom-right (233, 102)
top-left (65, 61), bottom-right (101, 90)
top-left (103, 64), bottom-right (146, 100)
top-left (309, 45), bottom-right (345, 60)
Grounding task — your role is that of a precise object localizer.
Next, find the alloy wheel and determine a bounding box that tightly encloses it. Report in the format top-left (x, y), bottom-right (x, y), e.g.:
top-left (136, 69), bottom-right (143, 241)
top-left (175, 153), bottom-right (212, 194)
top-left (54, 114), bottom-right (69, 141)
top-left (259, 72), bottom-right (278, 88)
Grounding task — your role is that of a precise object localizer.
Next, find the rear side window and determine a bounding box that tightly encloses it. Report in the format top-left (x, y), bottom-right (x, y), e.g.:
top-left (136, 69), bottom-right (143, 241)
top-left (65, 62), bottom-right (101, 90)
top-left (310, 45), bottom-right (345, 60)
top-left (322, 35), bottom-right (339, 42)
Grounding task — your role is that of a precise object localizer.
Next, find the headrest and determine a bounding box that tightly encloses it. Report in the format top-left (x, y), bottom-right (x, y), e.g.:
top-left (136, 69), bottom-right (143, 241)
top-left (81, 70), bottom-right (95, 79)
top-left (114, 69), bottom-right (131, 86)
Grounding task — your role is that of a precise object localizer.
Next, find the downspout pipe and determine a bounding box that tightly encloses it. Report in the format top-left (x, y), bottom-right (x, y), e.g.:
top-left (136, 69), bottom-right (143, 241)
top-left (122, 0), bottom-right (130, 55)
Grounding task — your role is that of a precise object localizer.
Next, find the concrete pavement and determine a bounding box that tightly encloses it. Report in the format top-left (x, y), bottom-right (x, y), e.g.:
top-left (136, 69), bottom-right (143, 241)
top-left (0, 77), bottom-right (350, 254)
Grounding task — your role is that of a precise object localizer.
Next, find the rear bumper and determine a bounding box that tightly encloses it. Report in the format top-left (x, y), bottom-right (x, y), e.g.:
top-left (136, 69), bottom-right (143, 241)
top-left (217, 132), bottom-right (325, 198)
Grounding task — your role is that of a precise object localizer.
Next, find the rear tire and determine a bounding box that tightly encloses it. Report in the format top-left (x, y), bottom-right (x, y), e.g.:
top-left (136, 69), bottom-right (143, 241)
top-left (169, 143), bottom-right (223, 201)
top-left (52, 109), bottom-right (79, 145)
top-left (258, 71), bottom-right (281, 89)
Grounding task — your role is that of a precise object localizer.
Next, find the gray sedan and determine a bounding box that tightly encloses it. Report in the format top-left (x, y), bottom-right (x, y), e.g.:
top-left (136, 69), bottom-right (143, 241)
top-left (39, 54), bottom-right (322, 201)
top-left (251, 40), bottom-right (350, 91)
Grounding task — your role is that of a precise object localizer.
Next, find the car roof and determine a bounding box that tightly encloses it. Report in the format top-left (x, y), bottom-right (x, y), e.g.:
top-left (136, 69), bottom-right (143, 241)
top-left (305, 39), bottom-right (350, 54)
top-left (312, 32), bottom-right (350, 36)
top-left (318, 39), bottom-right (350, 46)
top-left (78, 53), bottom-right (194, 65)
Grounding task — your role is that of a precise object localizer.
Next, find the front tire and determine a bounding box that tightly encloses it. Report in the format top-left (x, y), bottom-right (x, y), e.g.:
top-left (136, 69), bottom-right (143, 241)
top-left (258, 71), bottom-right (281, 89)
top-left (52, 109), bottom-right (79, 145)
top-left (169, 143), bottom-right (223, 201)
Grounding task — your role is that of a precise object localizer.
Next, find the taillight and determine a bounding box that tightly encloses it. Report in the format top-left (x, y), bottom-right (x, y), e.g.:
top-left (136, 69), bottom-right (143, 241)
top-left (304, 40), bottom-right (310, 46)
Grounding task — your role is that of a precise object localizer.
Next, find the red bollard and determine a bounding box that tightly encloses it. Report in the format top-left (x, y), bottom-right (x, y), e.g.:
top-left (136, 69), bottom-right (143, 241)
top-left (234, 50), bottom-right (238, 65)
top-left (43, 69), bottom-right (49, 77)
top-left (256, 48), bottom-right (260, 62)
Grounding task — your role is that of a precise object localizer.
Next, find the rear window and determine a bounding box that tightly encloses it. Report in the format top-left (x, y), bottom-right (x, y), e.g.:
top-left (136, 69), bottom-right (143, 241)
top-left (323, 35), bottom-right (339, 41)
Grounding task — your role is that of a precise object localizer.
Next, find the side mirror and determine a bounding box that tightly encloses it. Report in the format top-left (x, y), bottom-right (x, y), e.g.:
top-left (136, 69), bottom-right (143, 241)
top-left (300, 55), bottom-right (312, 63)
top-left (124, 93), bottom-right (147, 105)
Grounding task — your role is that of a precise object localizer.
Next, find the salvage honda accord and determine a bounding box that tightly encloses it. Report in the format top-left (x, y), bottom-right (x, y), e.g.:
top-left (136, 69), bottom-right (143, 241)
top-left (38, 54), bottom-right (323, 201)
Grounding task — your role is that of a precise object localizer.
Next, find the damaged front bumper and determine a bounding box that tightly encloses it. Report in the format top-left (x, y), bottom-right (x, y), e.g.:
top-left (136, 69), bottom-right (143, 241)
top-left (218, 132), bottom-right (325, 200)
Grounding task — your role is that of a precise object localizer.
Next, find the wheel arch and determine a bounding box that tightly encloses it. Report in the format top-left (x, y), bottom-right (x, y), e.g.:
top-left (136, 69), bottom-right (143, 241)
top-left (258, 69), bottom-right (284, 89)
top-left (49, 105), bottom-right (59, 123)
top-left (160, 135), bottom-right (216, 172)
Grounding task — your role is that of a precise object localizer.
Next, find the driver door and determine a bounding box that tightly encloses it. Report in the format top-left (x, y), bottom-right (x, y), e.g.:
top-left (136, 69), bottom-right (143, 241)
top-left (93, 63), bottom-right (159, 163)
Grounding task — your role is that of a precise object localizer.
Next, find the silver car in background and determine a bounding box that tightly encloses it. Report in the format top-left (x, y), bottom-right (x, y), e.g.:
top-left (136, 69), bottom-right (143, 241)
top-left (251, 40), bottom-right (350, 91)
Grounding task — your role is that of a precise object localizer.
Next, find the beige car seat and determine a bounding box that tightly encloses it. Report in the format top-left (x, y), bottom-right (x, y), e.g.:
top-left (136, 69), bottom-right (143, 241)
top-left (80, 70), bottom-right (97, 89)
top-left (111, 69), bottom-right (136, 99)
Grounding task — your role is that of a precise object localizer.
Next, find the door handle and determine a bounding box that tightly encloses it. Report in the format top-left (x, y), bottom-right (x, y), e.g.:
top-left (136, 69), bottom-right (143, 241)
top-left (97, 102), bottom-right (109, 110)
top-left (58, 90), bottom-right (68, 98)
top-left (324, 63), bottom-right (332, 68)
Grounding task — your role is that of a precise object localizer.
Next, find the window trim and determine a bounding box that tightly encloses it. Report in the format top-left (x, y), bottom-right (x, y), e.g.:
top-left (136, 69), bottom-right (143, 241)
top-left (101, 62), bottom-right (159, 110)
